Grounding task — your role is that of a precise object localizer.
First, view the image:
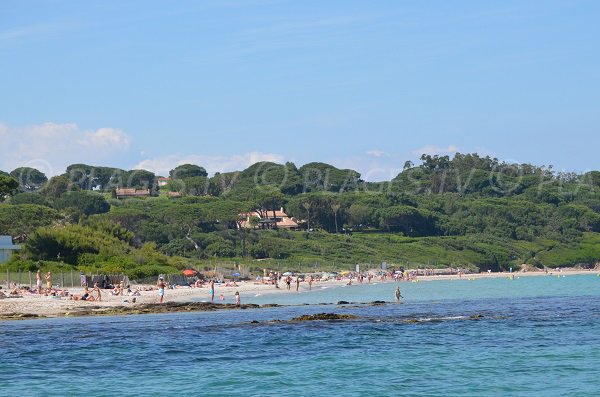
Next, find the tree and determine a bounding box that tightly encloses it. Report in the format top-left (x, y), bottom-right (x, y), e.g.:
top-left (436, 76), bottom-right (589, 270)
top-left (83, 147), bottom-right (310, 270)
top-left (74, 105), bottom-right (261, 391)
top-left (101, 206), bottom-right (149, 231)
top-left (302, 201), bottom-right (311, 230)
top-left (0, 174), bottom-right (19, 200)
top-left (169, 164), bottom-right (208, 179)
top-left (331, 202), bottom-right (341, 233)
top-left (208, 172), bottom-right (240, 196)
top-left (0, 204), bottom-right (59, 241)
top-left (125, 169), bottom-right (156, 190)
top-left (39, 175), bottom-right (75, 198)
top-left (227, 186), bottom-right (285, 222)
top-left (377, 205), bottom-right (438, 236)
top-left (181, 176), bottom-right (210, 196)
top-left (160, 203), bottom-right (216, 253)
top-left (9, 193), bottom-right (52, 207)
top-left (55, 191), bottom-right (110, 216)
top-left (66, 164), bottom-right (126, 190)
top-left (347, 203), bottom-right (373, 227)
top-left (10, 167), bottom-right (47, 191)
top-left (237, 161), bottom-right (304, 195)
top-left (299, 162), bottom-right (362, 192)
top-left (248, 216), bottom-right (260, 229)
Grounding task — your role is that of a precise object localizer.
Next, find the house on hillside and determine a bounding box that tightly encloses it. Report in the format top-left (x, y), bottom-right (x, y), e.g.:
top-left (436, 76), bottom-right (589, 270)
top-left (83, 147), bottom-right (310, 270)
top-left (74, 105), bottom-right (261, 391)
top-left (239, 208), bottom-right (299, 230)
top-left (157, 177), bottom-right (171, 187)
top-left (115, 188), bottom-right (150, 199)
top-left (0, 236), bottom-right (21, 263)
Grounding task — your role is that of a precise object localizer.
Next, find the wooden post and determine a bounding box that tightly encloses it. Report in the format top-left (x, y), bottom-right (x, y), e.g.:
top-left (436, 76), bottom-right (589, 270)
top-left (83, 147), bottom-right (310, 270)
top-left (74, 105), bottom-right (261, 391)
top-left (61, 272), bottom-right (65, 288)
top-left (71, 270), bottom-right (74, 288)
top-left (6, 268), bottom-right (8, 289)
top-left (29, 271), bottom-right (32, 290)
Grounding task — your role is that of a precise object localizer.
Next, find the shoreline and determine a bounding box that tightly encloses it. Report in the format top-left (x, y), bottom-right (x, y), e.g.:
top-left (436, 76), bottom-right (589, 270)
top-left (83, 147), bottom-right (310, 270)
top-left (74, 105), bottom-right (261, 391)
top-left (1, 269), bottom-right (598, 321)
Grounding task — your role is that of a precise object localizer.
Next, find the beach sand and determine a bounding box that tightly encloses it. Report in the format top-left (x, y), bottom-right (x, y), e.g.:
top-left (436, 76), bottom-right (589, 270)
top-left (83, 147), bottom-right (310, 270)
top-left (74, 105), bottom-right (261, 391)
top-left (1, 269), bottom-right (597, 319)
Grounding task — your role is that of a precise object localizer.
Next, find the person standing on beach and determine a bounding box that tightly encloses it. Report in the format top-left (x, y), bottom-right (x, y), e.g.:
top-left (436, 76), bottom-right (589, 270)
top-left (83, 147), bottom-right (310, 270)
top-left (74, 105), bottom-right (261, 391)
top-left (209, 279), bottom-right (215, 303)
top-left (308, 276), bottom-right (313, 290)
top-left (296, 277), bottom-right (300, 292)
top-left (235, 291), bottom-right (240, 306)
top-left (395, 286), bottom-right (402, 302)
top-left (92, 281), bottom-right (102, 301)
top-left (36, 270), bottom-right (42, 293)
top-left (157, 276), bottom-right (166, 304)
top-left (285, 275), bottom-right (292, 290)
top-left (45, 271), bottom-right (52, 290)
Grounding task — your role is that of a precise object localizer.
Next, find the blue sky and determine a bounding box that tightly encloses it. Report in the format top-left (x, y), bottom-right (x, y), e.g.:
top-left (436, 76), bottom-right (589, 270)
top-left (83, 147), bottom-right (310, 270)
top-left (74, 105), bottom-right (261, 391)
top-left (0, 0), bottom-right (598, 180)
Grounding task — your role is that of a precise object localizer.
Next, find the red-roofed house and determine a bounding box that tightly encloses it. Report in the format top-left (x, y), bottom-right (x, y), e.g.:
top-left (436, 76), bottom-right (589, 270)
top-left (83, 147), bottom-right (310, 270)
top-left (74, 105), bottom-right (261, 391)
top-left (115, 188), bottom-right (150, 199)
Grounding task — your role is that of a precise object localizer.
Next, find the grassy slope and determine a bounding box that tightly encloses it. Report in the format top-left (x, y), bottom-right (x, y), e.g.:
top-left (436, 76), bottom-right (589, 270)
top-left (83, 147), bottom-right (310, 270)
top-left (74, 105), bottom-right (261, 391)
top-left (535, 233), bottom-right (600, 267)
top-left (229, 230), bottom-right (598, 272)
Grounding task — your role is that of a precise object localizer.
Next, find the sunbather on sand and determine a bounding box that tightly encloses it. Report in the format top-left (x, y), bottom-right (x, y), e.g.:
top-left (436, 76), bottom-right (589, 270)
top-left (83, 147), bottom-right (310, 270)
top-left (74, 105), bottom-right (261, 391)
top-left (71, 287), bottom-right (94, 301)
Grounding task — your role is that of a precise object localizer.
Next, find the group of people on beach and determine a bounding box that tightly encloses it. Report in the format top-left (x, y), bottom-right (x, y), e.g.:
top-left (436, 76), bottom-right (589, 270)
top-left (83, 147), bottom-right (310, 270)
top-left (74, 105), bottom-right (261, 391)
top-left (5, 270), bottom-right (69, 298)
top-left (3, 267), bottom-right (409, 305)
top-left (156, 276), bottom-right (241, 306)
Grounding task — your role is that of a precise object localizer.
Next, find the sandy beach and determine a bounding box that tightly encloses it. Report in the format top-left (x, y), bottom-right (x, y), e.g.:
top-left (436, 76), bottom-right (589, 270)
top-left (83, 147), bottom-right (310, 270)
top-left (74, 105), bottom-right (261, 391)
top-left (1, 269), bottom-right (598, 319)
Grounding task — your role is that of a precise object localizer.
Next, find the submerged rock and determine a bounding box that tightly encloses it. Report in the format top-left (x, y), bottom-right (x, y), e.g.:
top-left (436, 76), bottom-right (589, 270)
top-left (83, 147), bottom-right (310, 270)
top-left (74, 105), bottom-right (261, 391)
top-left (0, 312), bottom-right (44, 320)
top-left (291, 313), bottom-right (359, 321)
top-left (57, 301), bottom-right (262, 318)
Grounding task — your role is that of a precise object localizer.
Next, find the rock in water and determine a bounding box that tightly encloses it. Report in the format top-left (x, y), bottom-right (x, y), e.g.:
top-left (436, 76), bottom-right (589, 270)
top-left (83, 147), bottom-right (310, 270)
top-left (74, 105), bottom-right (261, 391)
top-left (291, 313), bottom-right (358, 321)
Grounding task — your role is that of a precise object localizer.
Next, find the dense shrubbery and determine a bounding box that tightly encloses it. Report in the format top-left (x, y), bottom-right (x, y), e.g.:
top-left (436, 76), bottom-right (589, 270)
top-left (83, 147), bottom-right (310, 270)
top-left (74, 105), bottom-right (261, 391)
top-left (1, 153), bottom-right (600, 274)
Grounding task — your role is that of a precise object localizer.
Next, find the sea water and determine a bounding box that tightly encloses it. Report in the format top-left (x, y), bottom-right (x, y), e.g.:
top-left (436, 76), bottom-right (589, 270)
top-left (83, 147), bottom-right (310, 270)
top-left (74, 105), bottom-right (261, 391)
top-left (1, 274), bottom-right (599, 396)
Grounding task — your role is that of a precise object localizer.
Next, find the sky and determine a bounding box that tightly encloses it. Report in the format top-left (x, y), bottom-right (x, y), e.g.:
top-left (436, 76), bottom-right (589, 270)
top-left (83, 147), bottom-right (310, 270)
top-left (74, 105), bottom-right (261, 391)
top-left (1, 0), bottom-right (599, 181)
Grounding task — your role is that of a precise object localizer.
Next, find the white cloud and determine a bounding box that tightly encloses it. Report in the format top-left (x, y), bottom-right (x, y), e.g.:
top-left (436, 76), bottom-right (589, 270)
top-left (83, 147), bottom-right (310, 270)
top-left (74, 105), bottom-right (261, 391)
top-left (412, 144), bottom-right (459, 156)
top-left (366, 149), bottom-right (386, 158)
top-left (0, 122), bottom-right (131, 175)
top-left (77, 127), bottom-right (131, 148)
top-left (133, 151), bottom-right (285, 176)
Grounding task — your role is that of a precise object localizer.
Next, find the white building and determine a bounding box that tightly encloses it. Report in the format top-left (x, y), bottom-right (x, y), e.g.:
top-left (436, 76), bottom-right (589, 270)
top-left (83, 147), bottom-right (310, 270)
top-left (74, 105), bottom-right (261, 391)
top-left (0, 236), bottom-right (21, 263)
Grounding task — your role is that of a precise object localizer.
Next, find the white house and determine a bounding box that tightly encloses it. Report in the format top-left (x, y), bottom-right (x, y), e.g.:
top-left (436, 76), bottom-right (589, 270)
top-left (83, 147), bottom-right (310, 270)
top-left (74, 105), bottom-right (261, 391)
top-left (0, 236), bottom-right (21, 263)
top-left (157, 177), bottom-right (171, 187)
top-left (239, 208), bottom-right (299, 230)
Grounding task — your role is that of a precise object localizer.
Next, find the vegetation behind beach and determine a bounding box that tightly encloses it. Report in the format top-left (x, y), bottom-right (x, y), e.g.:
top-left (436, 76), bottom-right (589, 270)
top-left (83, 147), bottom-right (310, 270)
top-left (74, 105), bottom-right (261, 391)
top-left (1, 153), bottom-right (599, 277)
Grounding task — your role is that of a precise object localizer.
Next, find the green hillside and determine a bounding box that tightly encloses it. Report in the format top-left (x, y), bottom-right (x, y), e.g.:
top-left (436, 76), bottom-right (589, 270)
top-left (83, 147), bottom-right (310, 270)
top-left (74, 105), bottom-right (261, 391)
top-left (1, 154), bottom-right (599, 277)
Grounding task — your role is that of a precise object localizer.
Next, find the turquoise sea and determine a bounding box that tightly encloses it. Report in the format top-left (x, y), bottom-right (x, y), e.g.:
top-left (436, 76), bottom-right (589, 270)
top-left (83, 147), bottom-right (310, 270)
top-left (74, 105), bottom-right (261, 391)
top-left (2, 274), bottom-right (599, 396)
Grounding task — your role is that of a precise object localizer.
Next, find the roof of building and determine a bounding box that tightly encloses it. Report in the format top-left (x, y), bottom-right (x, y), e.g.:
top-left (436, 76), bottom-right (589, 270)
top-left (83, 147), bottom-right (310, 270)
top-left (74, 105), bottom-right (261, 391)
top-left (115, 188), bottom-right (150, 196)
top-left (0, 236), bottom-right (21, 250)
top-left (239, 209), bottom-right (299, 228)
top-left (240, 210), bottom-right (289, 218)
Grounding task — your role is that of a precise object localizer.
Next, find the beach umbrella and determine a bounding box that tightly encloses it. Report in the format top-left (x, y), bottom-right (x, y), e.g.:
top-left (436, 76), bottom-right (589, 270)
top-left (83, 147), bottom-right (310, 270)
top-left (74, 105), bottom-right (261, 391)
top-left (231, 272), bottom-right (241, 277)
top-left (282, 272), bottom-right (293, 276)
top-left (182, 269), bottom-right (197, 276)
